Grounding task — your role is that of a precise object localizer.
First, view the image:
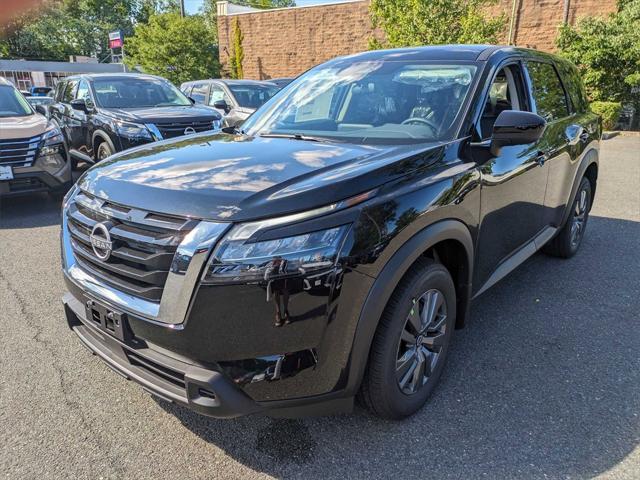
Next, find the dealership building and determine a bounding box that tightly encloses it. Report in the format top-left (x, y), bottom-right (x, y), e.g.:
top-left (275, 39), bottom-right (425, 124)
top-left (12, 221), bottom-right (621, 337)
top-left (0, 59), bottom-right (125, 91)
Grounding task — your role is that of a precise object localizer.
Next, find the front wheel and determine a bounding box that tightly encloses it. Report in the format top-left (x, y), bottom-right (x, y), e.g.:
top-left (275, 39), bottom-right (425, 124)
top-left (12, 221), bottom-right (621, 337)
top-left (96, 141), bottom-right (113, 161)
top-left (543, 176), bottom-right (592, 258)
top-left (359, 258), bottom-right (456, 419)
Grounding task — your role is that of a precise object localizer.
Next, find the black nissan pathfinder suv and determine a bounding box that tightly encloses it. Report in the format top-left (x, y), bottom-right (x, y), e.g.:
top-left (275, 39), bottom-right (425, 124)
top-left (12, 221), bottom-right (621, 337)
top-left (50, 73), bottom-right (222, 166)
top-left (61, 46), bottom-right (601, 419)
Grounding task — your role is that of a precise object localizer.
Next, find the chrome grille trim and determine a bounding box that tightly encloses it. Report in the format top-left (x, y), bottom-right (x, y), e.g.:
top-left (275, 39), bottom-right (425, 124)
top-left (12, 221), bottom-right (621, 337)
top-left (153, 120), bottom-right (214, 139)
top-left (0, 135), bottom-right (41, 167)
top-left (62, 189), bottom-right (229, 326)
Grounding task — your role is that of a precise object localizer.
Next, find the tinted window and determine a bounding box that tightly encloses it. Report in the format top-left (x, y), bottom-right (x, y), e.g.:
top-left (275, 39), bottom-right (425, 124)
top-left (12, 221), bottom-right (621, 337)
top-left (556, 61), bottom-right (588, 113)
top-left (62, 80), bottom-right (78, 103)
top-left (243, 62), bottom-right (478, 144)
top-left (228, 84), bottom-right (279, 109)
top-left (190, 83), bottom-right (209, 103)
top-left (0, 85), bottom-right (33, 117)
top-left (527, 61), bottom-right (569, 121)
top-left (75, 80), bottom-right (90, 101)
top-left (54, 81), bottom-right (66, 102)
top-left (92, 77), bottom-right (191, 108)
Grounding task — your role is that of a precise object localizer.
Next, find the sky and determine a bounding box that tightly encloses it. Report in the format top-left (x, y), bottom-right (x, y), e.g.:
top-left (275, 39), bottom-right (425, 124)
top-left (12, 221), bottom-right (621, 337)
top-left (184, 0), bottom-right (348, 14)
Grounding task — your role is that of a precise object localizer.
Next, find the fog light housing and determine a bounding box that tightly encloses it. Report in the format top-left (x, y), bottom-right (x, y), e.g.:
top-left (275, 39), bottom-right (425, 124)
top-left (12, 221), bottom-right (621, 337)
top-left (36, 152), bottom-right (65, 172)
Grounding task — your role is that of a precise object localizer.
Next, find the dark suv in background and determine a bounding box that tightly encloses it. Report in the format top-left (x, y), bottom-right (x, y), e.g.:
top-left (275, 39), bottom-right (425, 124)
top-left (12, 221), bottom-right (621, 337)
top-left (181, 79), bottom-right (279, 128)
top-left (61, 46), bottom-right (600, 420)
top-left (50, 73), bottom-right (222, 165)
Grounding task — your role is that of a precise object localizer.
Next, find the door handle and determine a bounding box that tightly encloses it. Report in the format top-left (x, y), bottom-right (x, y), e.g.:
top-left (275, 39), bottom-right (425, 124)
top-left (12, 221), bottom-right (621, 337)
top-left (535, 152), bottom-right (548, 166)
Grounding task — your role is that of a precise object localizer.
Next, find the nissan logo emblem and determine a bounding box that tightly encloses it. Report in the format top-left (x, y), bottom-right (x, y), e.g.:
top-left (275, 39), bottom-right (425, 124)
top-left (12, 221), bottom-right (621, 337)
top-left (90, 222), bottom-right (113, 261)
top-left (184, 126), bottom-right (196, 135)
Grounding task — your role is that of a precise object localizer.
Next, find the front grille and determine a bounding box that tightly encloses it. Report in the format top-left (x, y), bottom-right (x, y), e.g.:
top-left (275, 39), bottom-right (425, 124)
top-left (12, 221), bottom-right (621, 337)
top-left (66, 190), bottom-right (197, 302)
top-left (154, 120), bottom-right (214, 139)
top-left (125, 350), bottom-right (186, 389)
top-left (0, 135), bottom-right (41, 167)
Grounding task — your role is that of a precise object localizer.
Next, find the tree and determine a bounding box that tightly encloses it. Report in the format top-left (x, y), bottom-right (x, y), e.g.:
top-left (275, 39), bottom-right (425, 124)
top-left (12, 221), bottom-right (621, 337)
top-left (556, 0), bottom-right (640, 128)
top-left (369, 0), bottom-right (505, 49)
top-left (0, 0), bottom-right (177, 61)
top-left (124, 12), bottom-right (220, 85)
top-left (229, 17), bottom-right (244, 79)
top-left (233, 0), bottom-right (295, 8)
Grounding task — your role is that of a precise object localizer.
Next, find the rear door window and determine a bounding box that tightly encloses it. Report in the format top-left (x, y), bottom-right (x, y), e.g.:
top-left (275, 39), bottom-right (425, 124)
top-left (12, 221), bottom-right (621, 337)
top-left (555, 62), bottom-right (588, 114)
top-left (190, 83), bottom-right (209, 103)
top-left (526, 61), bottom-right (569, 121)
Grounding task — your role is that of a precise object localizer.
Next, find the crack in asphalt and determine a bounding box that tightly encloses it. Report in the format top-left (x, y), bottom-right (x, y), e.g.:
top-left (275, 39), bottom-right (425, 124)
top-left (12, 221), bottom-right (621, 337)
top-left (0, 268), bottom-right (128, 479)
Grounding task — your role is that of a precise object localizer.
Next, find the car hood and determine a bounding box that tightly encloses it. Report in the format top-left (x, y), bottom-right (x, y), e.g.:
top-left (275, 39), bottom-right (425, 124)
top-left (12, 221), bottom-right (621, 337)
top-left (0, 113), bottom-right (47, 140)
top-left (103, 105), bottom-right (221, 123)
top-left (78, 132), bottom-right (447, 222)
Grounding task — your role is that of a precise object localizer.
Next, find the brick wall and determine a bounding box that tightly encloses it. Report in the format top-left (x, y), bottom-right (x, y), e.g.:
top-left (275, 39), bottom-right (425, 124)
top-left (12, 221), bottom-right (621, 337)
top-left (217, 0), bottom-right (618, 80)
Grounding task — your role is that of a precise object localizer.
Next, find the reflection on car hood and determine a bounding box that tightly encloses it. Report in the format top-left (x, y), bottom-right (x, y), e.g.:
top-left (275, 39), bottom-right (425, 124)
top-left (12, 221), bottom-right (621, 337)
top-left (104, 105), bottom-right (221, 123)
top-left (79, 132), bottom-right (446, 221)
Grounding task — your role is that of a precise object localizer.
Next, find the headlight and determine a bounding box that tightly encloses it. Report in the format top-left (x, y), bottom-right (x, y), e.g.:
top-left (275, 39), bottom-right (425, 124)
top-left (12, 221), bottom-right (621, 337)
top-left (202, 224), bottom-right (350, 285)
top-left (115, 121), bottom-right (153, 140)
top-left (37, 122), bottom-right (65, 167)
top-left (212, 119), bottom-right (222, 130)
top-left (40, 122), bottom-right (64, 149)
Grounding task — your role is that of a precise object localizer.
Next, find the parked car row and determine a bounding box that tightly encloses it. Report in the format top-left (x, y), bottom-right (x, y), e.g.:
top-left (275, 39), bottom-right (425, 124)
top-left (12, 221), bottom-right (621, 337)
top-left (56, 45), bottom-right (601, 421)
top-left (0, 71), bottom-right (292, 197)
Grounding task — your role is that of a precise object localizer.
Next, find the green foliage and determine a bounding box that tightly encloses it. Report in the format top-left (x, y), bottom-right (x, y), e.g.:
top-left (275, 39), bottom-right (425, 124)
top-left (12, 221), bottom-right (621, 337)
top-left (229, 18), bottom-right (244, 79)
top-left (0, 0), bottom-right (178, 61)
top-left (556, 0), bottom-right (640, 115)
top-left (233, 0), bottom-right (296, 8)
top-left (590, 101), bottom-right (623, 130)
top-left (125, 12), bottom-right (220, 85)
top-left (369, 0), bottom-right (505, 49)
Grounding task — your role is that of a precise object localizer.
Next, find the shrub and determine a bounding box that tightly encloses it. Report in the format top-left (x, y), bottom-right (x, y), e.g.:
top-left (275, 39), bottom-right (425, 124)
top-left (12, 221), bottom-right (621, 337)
top-left (590, 101), bottom-right (623, 130)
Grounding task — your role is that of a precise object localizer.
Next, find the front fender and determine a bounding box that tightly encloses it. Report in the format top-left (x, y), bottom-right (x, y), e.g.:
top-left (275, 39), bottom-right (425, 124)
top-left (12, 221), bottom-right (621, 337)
top-left (344, 219), bottom-right (474, 396)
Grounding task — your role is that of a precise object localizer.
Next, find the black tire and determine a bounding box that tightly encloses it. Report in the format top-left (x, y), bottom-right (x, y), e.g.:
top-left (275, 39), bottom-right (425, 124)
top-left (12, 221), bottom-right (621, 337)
top-left (543, 176), bottom-right (592, 258)
top-left (96, 141), bottom-right (113, 161)
top-left (359, 257), bottom-right (456, 420)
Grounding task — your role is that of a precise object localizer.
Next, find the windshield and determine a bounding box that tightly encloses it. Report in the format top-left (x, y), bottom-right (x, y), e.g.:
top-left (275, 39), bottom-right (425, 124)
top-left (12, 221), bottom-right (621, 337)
top-left (229, 84), bottom-right (279, 109)
top-left (0, 85), bottom-right (33, 117)
top-left (93, 77), bottom-right (192, 109)
top-left (243, 61), bottom-right (478, 144)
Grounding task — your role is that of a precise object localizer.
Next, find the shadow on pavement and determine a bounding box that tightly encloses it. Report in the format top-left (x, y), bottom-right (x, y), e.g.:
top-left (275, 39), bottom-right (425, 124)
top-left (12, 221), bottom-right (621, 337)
top-left (0, 165), bottom-right (88, 230)
top-left (158, 215), bottom-right (640, 478)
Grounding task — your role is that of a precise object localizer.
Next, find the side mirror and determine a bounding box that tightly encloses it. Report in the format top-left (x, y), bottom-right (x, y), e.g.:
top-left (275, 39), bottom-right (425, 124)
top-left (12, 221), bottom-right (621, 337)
top-left (35, 104), bottom-right (47, 116)
top-left (70, 98), bottom-right (88, 113)
top-left (490, 110), bottom-right (546, 156)
top-left (213, 99), bottom-right (230, 113)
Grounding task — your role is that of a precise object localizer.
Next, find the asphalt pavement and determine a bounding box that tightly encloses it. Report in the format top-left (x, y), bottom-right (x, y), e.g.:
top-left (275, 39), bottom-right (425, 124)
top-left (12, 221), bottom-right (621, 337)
top-left (0, 135), bottom-right (638, 479)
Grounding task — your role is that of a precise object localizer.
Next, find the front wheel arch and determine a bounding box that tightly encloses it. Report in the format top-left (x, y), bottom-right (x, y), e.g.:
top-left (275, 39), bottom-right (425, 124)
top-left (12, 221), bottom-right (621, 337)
top-left (345, 219), bottom-right (474, 397)
top-left (92, 131), bottom-right (117, 160)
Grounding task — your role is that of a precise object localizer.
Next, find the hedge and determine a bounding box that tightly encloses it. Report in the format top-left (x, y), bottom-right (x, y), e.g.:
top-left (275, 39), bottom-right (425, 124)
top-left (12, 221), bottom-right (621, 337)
top-left (590, 101), bottom-right (623, 131)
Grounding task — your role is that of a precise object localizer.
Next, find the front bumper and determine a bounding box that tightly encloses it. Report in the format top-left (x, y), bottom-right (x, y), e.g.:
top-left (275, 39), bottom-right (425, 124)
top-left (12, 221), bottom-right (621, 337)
top-left (63, 286), bottom-right (356, 418)
top-left (0, 160), bottom-right (72, 196)
top-left (63, 290), bottom-right (262, 418)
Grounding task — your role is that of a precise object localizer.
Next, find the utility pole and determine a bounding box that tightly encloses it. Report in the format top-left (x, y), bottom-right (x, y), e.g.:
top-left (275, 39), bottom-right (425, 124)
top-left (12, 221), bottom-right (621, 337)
top-left (179, 0), bottom-right (185, 17)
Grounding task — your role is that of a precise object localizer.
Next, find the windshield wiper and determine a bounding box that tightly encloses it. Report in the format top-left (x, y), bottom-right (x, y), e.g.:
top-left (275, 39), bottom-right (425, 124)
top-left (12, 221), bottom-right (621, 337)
top-left (258, 133), bottom-right (324, 142)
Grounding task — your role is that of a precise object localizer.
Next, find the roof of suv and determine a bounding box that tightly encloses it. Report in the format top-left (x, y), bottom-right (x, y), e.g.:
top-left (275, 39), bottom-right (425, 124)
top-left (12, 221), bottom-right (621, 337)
top-left (65, 73), bottom-right (168, 82)
top-left (335, 44), bottom-right (537, 63)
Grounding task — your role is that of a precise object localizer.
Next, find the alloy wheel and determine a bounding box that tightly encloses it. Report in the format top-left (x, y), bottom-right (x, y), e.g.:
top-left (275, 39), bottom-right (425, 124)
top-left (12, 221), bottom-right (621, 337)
top-left (395, 289), bottom-right (448, 395)
top-left (570, 187), bottom-right (589, 248)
